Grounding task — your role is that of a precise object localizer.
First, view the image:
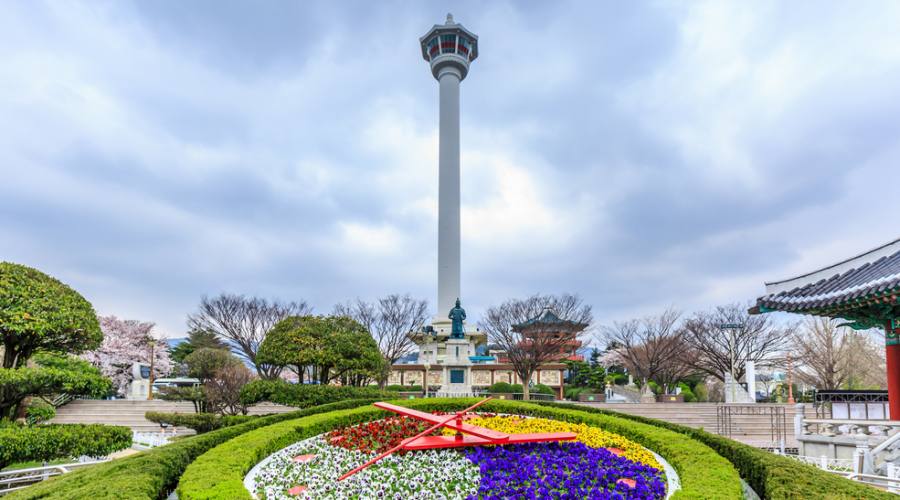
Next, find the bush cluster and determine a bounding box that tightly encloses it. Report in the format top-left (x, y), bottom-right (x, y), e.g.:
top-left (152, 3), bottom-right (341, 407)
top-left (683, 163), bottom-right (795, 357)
top-left (5, 399), bottom-right (379, 500)
top-left (145, 411), bottom-right (256, 434)
top-left (177, 398), bottom-right (744, 499)
top-left (0, 424), bottom-right (131, 469)
top-left (239, 379), bottom-right (393, 408)
top-left (540, 402), bottom-right (895, 500)
top-left (486, 382), bottom-right (554, 396)
top-left (487, 382), bottom-right (520, 393)
top-left (384, 384), bottom-right (422, 392)
top-left (564, 386), bottom-right (599, 400)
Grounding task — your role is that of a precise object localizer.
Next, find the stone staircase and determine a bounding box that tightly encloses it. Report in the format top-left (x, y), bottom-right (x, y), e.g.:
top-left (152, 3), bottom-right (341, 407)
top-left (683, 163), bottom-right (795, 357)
top-left (49, 400), bottom-right (300, 434)
top-left (577, 402), bottom-right (799, 448)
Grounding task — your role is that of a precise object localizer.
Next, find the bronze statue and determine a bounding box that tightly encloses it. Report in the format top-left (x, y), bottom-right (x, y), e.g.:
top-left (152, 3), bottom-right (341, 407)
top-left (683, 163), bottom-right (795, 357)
top-left (448, 298), bottom-right (466, 338)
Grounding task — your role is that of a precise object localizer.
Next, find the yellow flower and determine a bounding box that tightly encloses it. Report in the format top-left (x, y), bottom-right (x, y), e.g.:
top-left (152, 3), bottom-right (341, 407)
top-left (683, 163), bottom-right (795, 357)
top-left (446, 416), bottom-right (662, 470)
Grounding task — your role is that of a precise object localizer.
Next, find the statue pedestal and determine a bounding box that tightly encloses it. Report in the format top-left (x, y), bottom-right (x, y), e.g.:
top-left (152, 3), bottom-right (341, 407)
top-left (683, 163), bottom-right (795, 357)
top-left (439, 337), bottom-right (473, 395)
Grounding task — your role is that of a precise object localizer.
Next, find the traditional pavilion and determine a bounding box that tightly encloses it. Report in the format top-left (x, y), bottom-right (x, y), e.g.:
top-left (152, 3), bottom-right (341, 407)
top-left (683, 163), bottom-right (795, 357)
top-left (504, 308), bottom-right (587, 362)
top-left (751, 237), bottom-right (900, 418)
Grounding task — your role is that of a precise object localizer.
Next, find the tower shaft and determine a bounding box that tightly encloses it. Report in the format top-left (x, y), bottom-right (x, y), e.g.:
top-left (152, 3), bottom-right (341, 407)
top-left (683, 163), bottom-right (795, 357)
top-left (437, 70), bottom-right (461, 317)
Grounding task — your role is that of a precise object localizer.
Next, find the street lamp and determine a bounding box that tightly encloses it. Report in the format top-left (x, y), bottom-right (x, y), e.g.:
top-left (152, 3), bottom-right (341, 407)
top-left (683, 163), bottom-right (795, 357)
top-left (786, 352), bottom-right (795, 404)
top-left (147, 337), bottom-right (157, 401)
top-left (423, 362), bottom-right (431, 398)
top-left (720, 323), bottom-right (744, 403)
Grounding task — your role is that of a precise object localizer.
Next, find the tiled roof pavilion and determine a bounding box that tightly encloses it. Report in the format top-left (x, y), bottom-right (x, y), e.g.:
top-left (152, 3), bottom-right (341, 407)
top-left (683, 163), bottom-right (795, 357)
top-left (753, 237), bottom-right (900, 329)
top-left (753, 237), bottom-right (900, 418)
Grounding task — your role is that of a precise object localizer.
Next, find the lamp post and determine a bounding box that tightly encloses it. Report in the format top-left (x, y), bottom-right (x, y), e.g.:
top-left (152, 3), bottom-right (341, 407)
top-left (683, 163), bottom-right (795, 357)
top-left (786, 352), bottom-right (795, 404)
top-left (721, 323), bottom-right (744, 403)
top-left (147, 338), bottom-right (156, 401)
top-left (423, 362), bottom-right (431, 398)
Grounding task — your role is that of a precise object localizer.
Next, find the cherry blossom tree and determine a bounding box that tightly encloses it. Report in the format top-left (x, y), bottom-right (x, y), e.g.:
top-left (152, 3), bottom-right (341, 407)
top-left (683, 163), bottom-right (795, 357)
top-left (82, 315), bottom-right (172, 397)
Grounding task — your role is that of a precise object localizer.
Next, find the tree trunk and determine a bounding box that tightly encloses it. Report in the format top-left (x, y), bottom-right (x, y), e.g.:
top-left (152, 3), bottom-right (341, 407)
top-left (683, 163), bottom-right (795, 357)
top-left (519, 370), bottom-right (533, 401)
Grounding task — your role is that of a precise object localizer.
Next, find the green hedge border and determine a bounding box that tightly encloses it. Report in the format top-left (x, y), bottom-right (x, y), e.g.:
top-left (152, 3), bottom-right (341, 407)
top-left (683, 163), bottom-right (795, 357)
top-left (0, 424), bottom-right (132, 470)
top-left (5, 399), bottom-right (379, 500)
top-left (178, 398), bottom-right (744, 499)
top-left (540, 402), bottom-right (894, 500)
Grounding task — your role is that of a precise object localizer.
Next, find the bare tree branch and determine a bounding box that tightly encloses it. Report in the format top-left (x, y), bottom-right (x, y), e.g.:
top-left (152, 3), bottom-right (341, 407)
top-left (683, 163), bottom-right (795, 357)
top-left (600, 308), bottom-right (691, 393)
top-left (334, 294), bottom-right (428, 386)
top-left (479, 293), bottom-right (592, 400)
top-left (188, 294), bottom-right (311, 379)
top-left (793, 317), bottom-right (885, 390)
top-left (682, 303), bottom-right (793, 383)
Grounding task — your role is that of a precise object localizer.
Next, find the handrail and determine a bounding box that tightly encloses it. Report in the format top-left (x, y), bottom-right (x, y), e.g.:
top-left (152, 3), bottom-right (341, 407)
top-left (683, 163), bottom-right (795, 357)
top-left (804, 418), bottom-right (900, 426)
top-left (872, 429), bottom-right (900, 456)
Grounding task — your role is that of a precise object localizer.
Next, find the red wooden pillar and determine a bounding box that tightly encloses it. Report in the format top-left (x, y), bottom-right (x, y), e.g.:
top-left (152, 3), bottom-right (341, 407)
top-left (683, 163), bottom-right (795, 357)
top-left (886, 321), bottom-right (900, 420)
top-left (884, 321), bottom-right (900, 420)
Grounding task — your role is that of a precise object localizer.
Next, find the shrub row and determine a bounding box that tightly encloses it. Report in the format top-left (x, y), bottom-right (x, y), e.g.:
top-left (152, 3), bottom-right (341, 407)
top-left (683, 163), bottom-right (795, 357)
top-left (0, 424), bottom-right (132, 469)
top-left (384, 384), bottom-right (422, 392)
top-left (539, 402), bottom-right (893, 500)
top-left (239, 379), bottom-right (394, 408)
top-left (178, 398), bottom-right (744, 499)
top-left (6, 399), bottom-right (378, 500)
top-left (145, 412), bottom-right (256, 434)
top-left (487, 382), bottom-right (555, 395)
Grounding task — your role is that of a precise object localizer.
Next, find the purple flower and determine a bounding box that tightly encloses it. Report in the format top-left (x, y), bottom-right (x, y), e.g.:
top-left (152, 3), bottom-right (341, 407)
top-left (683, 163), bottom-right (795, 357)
top-left (463, 442), bottom-right (665, 499)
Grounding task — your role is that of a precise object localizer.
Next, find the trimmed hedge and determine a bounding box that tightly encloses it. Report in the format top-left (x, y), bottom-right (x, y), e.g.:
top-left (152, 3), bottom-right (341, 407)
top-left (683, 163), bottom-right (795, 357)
top-left (178, 398), bottom-right (743, 499)
top-left (540, 402), bottom-right (894, 500)
top-left (239, 379), bottom-right (395, 408)
top-left (145, 412), bottom-right (256, 434)
top-left (5, 399), bottom-right (378, 500)
top-left (0, 424), bottom-right (131, 469)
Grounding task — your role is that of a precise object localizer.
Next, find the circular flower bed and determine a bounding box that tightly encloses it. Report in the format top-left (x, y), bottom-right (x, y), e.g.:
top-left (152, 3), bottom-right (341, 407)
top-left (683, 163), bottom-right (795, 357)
top-left (247, 414), bottom-right (667, 500)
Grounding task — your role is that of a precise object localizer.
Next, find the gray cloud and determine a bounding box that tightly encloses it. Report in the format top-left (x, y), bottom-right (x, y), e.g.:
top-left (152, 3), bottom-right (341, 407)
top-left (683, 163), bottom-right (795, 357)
top-left (2, 0), bottom-right (899, 339)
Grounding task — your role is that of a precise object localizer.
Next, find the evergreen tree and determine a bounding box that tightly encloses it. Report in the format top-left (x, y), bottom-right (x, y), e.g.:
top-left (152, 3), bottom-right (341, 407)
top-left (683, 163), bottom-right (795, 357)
top-left (170, 328), bottom-right (228, 364)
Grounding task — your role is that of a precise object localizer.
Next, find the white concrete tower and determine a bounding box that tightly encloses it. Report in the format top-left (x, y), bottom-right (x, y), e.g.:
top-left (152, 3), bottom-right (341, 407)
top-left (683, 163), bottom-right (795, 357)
top-left (420, 14), bottom-right (478, 318)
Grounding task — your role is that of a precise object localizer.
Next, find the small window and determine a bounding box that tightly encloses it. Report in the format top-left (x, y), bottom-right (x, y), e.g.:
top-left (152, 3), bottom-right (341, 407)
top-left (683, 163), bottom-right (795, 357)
top-left (440, 34), bottom-right (456, 54)
top-left (458, 37), bottom-right (471, 56)
top-left (427, 37), bottom-right (440, 57)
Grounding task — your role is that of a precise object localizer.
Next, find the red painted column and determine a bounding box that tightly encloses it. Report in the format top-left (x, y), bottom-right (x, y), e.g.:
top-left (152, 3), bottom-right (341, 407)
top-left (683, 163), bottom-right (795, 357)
top-left (886, 321), bottom-right (900, 420)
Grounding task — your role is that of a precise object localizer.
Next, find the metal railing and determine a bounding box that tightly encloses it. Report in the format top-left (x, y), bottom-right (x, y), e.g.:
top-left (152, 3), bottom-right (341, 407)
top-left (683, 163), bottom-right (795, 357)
top-left (0, 460), bottom-right (107, 495)
top-left (426, 391), bottom-right (556, 401)
top-left (780, 452), bottom-right (855, 473)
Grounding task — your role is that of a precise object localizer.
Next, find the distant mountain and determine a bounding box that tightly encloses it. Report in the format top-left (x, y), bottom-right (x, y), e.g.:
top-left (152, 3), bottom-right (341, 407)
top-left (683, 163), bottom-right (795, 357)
top-left (166, 337), bottom-right (188, 349)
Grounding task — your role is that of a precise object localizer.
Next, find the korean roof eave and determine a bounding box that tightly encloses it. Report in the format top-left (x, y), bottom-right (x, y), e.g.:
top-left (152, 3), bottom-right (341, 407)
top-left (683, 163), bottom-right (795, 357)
top-left (764, 237), bottom-right (900, 296)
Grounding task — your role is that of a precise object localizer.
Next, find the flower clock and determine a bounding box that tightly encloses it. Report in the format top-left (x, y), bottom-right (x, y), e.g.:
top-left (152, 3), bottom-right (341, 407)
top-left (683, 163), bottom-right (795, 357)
top-left (248, 400), bottom-right (668, 499)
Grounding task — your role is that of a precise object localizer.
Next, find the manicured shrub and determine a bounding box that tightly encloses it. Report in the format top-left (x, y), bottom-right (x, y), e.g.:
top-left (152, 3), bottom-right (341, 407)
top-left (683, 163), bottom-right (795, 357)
top-left (0, 354), bottom-right (112, 422)
top-left (693, 383), bottom-right (708, 402)
top-left (145, 412), bottom-right (256, 434)
top-left (540, 402), bottom-right (894, 500)
top-left (239, 379), bottom-right (393, 408)
top-left (0, 424), bottom-right (131, 469)
top-left (487, 381), bottom-right (514, 393)
top-left (24, 401), bottom-right (56, 424)
top-left (533, 383), bottom-right (555, 396)
top-left (158, 385), bottom-right (205, 413)
top-left (385, 384), bottom-right (422, 392)
top-left (178, 398), bottom-right (744, 499)
top-left (5, 399), bottom-right (379, 500)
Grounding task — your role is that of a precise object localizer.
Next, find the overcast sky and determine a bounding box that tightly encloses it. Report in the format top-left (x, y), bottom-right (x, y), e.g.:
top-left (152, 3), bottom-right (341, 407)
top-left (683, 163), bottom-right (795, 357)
top-left (3, 1), bottom-right (900, 339)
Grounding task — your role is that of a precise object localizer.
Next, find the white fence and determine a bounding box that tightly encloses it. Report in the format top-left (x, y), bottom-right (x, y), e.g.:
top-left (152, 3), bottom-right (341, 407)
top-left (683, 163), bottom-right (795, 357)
top-left (0, 460), bottom-right (107, 496)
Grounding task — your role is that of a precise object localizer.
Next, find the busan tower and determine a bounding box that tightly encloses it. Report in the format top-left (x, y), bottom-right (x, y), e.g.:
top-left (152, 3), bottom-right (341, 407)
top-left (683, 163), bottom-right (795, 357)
top-left (419, 14), bottom-right (478, 320)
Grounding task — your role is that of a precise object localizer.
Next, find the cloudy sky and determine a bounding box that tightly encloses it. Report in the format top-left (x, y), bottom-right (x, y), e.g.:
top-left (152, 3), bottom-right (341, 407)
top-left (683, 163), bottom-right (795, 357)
top-left (3, 1), bottom-right (900, 339)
